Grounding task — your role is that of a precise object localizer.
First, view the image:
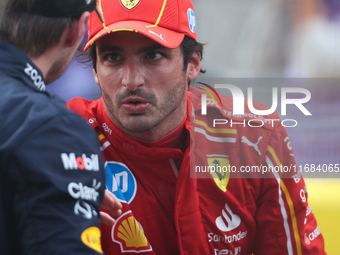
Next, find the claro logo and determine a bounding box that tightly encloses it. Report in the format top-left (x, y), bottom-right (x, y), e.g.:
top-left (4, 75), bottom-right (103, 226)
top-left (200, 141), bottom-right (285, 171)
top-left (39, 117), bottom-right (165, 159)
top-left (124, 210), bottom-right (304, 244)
top-left (61, 153), bottom-right (99, 171)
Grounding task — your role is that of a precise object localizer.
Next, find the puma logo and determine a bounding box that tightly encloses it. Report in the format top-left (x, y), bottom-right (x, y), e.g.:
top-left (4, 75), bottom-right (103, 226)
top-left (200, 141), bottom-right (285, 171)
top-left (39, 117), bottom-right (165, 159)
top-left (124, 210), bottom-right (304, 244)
top-left (241, 136), bottom-right (262, 155)
top-left (148, 30), bottom-right (167, 43)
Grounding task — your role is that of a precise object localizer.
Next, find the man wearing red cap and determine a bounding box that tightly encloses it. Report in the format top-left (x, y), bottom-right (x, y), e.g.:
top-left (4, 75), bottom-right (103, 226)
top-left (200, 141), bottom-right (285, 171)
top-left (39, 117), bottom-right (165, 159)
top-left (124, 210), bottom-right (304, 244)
top-left (68, 0), bottom-right (327, 254)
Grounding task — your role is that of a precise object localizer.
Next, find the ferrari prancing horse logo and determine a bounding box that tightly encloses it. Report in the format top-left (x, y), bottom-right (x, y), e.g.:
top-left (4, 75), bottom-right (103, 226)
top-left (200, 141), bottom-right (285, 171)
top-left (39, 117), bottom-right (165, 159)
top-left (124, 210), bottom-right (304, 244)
top-left (207, 156), bottom-right (230, 192)
top-left (121, 0), bottom-right (140, 10)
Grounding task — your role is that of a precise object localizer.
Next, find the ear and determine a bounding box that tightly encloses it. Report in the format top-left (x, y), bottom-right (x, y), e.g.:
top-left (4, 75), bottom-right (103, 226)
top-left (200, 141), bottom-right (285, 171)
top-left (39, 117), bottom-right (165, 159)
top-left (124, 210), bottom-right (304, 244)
top-left (187, 51), bottom-right (201, 81)
top-left (62, 11), bottom-right (90, 48)
top-left (93, 68), bottom-right (99, 85)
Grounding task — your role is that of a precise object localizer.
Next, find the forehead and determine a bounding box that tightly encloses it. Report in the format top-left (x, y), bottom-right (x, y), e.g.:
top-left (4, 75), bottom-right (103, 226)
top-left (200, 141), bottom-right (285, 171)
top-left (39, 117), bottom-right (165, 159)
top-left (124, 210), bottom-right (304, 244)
top-left (95, 31), bottom-right (174, 52)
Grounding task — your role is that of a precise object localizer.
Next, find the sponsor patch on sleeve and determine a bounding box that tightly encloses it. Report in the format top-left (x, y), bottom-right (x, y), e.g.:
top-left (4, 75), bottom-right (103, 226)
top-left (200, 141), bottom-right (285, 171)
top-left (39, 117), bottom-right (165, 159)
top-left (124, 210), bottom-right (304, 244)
top-left (81, 226), bottom-right (103, 253)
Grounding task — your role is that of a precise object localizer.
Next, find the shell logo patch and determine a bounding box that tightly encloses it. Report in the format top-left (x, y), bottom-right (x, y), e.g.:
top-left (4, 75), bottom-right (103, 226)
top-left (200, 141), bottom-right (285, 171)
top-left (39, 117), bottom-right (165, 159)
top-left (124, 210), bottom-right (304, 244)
top-left (112, 211), bottom-right (152, 253)
top-left (81, 227), bottom-right (103, 253)
top-left (105, 161), bottom-right (137, 204)
top-left (120, 0), bottom-right (141, 10)
top-left (207, 155), bottom-right (230, 192)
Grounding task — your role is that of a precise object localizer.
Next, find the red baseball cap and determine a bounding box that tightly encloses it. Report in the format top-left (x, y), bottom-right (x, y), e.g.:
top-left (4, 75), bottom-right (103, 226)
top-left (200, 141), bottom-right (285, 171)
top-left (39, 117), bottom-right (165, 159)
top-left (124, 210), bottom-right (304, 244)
top-left (84, 0), bottom-right (197, 51)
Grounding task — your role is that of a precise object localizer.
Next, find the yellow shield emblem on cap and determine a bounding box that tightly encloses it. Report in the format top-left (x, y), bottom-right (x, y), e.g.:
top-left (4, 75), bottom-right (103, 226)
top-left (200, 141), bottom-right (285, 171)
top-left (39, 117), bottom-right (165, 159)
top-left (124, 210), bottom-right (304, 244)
top-left (121, 0), bottom-right (140, 10)
top-left (207, 157), bottom-right (230, 192)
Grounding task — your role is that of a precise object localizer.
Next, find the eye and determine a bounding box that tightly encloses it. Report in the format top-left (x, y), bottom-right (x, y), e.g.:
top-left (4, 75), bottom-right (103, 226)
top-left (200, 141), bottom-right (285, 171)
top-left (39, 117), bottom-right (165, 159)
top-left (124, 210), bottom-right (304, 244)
top-left (147, 51), bottom-right (163, 60)
top-left (105, 53), bottom-right (121, 62)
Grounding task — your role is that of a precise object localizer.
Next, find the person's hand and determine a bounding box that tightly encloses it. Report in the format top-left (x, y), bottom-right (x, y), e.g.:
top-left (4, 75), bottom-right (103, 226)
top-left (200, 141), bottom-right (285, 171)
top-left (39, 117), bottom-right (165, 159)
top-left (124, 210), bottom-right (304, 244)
top-left (100, 189), bottom-right (122, 225)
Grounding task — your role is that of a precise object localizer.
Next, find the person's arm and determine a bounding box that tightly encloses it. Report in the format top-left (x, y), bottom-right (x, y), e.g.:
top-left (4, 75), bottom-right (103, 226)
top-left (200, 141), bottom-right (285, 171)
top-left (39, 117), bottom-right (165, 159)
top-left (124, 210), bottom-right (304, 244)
top-left (253, 123), bottom-right (326, 254)
top-left (9, 112), bottom-right (106, 254)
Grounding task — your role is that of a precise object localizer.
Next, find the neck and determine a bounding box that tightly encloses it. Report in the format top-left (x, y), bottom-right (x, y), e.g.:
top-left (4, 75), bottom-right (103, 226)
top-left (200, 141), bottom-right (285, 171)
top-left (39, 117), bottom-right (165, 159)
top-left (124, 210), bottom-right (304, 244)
top-left (29, 50), bottom-right (54, 80)
top-left (28, 43), bottom-right (73, 85)
top-left (135, 116), bottom-right (188, 151)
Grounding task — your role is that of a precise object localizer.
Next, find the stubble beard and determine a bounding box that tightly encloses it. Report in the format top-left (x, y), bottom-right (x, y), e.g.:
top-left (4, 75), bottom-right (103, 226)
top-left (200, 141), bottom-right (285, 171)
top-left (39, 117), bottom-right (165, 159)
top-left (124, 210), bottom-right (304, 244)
top-left (45, 54), bottom-right (70, 85)
top-left (101, 74), bottom-right (188, 134)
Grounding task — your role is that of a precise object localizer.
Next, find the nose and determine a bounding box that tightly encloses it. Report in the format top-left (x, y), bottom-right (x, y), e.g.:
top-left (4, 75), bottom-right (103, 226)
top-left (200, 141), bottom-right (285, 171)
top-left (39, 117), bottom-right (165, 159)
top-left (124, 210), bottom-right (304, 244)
top-left (121, 60), bottom-right (144, 91)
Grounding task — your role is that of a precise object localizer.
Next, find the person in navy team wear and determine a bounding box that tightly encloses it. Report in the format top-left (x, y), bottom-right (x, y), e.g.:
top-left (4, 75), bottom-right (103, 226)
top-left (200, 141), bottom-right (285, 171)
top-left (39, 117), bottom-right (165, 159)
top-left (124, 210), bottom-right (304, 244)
top-left (0, 0), bottom-right (121, 254)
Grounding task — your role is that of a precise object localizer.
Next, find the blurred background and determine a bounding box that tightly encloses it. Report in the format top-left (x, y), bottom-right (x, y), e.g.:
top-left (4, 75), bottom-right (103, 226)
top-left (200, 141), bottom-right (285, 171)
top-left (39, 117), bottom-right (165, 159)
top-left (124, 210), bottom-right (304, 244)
top-left (47, 0), bottom-right (340, 253)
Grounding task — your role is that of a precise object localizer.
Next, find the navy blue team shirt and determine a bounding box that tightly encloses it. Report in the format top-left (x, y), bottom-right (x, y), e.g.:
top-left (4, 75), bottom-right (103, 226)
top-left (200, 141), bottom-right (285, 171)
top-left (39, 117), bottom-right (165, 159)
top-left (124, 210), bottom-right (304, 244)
top-left (0, 40), bottom-right (106, 254)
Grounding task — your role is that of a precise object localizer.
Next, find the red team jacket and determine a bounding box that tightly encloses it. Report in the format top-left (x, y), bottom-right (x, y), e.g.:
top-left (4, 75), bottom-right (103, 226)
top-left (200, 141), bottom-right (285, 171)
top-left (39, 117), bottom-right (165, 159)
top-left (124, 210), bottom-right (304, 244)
top-left (68, 89), bottom-right (326, 255)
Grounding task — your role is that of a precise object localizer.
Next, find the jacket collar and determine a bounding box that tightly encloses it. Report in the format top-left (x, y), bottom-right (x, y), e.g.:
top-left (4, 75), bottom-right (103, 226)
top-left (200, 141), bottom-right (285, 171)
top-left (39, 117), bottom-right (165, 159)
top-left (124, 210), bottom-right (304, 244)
top-left (0, 40), bottom-right (46, 92)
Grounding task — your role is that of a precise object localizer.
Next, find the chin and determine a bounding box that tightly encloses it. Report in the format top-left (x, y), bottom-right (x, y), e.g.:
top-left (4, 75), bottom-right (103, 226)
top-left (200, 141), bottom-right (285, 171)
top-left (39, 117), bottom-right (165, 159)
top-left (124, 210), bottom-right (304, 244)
top-left (122, 118), bottom-right (159, 133)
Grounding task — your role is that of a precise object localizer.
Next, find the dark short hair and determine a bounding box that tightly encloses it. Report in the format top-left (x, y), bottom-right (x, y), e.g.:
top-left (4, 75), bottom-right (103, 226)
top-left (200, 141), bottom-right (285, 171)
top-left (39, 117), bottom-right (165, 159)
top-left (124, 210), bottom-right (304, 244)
top-left (0, 0), bottom-right (72, 58)
top-left (180, 36), bottom-right (205, 75)
top-left (80, 35), bottom-right (205, 76)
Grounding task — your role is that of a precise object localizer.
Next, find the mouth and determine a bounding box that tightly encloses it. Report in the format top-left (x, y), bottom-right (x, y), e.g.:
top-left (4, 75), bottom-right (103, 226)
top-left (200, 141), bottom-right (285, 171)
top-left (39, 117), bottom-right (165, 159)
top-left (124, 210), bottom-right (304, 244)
top-left (121, 97), bottom-right (150, 114)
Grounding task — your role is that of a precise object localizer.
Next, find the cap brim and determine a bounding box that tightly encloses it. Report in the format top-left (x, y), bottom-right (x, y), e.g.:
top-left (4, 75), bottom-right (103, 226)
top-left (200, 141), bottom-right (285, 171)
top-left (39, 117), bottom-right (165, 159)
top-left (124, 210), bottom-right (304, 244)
top-left (84, 21), bottom-right (185, 51)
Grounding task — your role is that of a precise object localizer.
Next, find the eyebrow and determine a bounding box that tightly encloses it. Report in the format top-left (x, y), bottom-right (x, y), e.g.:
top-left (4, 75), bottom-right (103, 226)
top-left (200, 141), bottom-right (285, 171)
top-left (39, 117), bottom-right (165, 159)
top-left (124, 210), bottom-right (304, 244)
top-left (97, 46), bottom-right (123, 55)
top-left (97, 44), bottom-right (171, 55)
top-left (137, 44), bottom-right (172, 54)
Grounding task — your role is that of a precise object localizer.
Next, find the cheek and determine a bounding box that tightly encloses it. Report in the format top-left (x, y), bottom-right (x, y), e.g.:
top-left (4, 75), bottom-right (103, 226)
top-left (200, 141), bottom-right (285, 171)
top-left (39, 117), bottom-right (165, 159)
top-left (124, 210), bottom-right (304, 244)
top-left (97, 67), bottom-right (120, 91)
top-left (151, 60), bottom-right (184, 84)
top-left (167, 58), bottom-right (185, 83)
top-left (97, 76), bottom-right (118, 104)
